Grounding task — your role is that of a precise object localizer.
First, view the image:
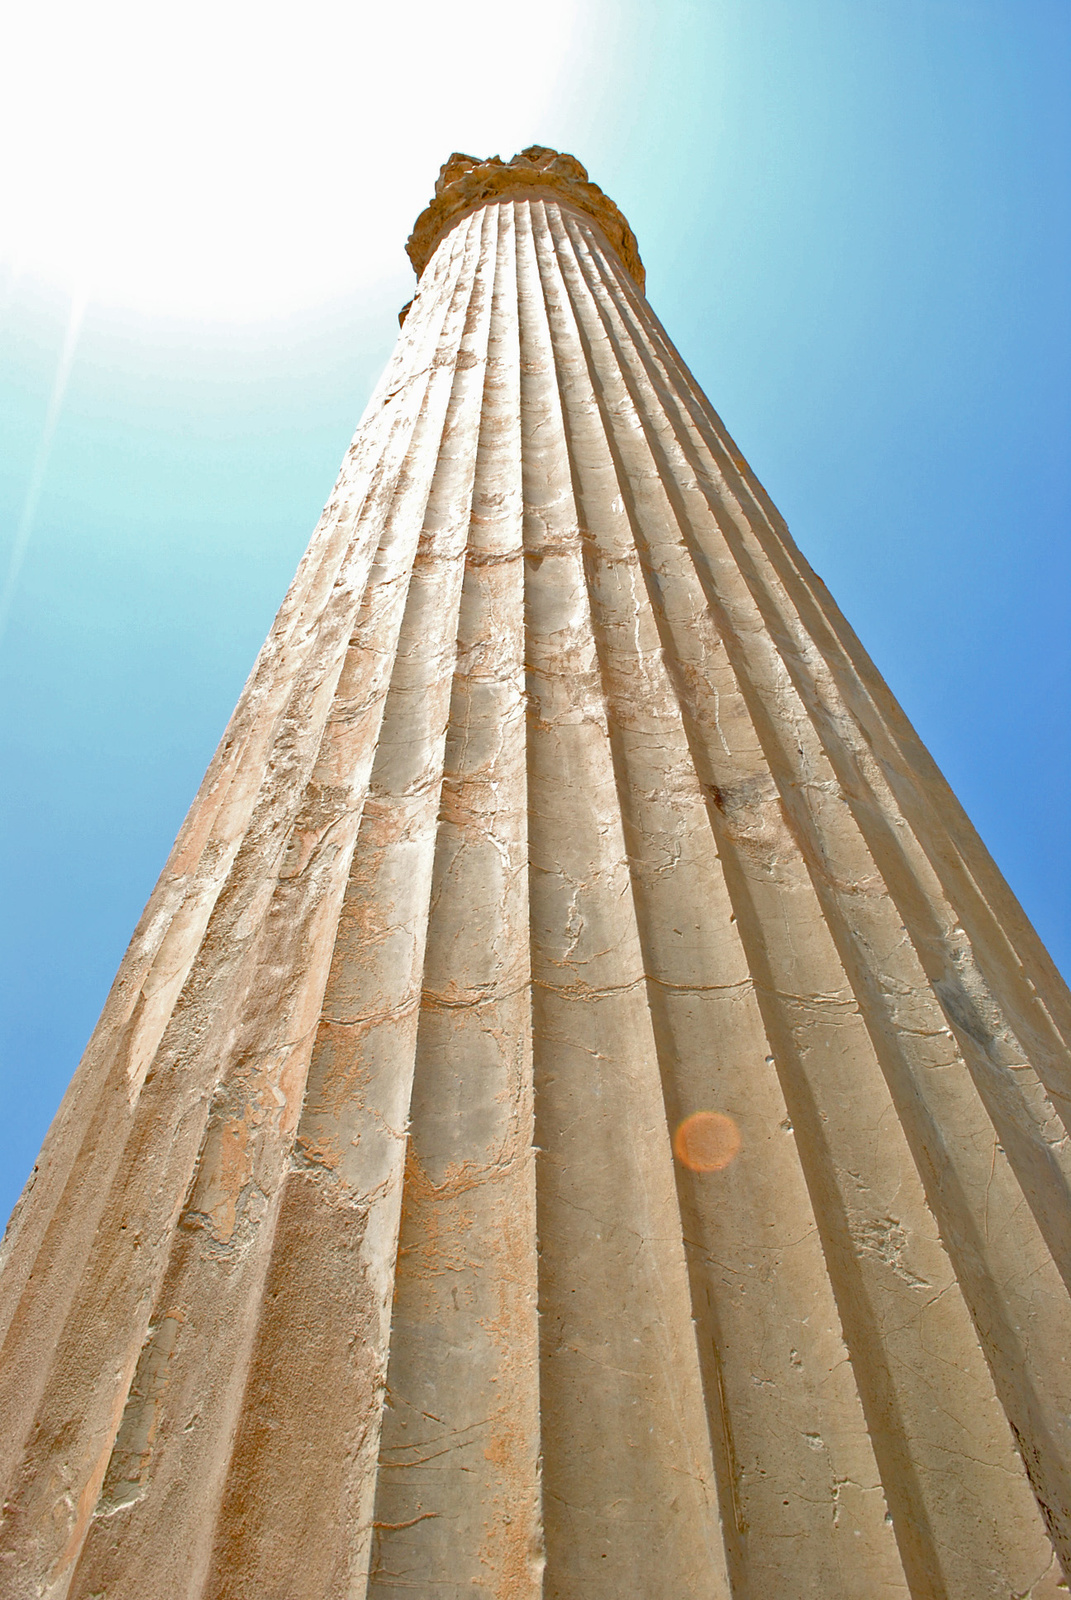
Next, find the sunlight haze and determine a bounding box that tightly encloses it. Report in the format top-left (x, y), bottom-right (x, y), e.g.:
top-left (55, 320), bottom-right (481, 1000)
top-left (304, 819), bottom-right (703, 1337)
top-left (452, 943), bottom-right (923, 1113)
top-left (0, 0), bottom-right (588, 315)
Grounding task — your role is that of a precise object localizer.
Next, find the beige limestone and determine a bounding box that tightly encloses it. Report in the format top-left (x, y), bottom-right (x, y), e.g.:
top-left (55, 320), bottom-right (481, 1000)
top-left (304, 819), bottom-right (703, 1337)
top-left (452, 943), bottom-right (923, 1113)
top-left (1, 150), bottom-right (1070, 1599)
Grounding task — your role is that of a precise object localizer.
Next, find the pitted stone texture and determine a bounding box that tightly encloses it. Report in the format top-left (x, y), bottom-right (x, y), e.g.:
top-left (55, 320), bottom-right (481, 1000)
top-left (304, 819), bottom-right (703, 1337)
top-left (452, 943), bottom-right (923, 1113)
top-left (407, 144), bottom-right (645, 289)
top-left (1, 159), bottom-right (1070, 1600)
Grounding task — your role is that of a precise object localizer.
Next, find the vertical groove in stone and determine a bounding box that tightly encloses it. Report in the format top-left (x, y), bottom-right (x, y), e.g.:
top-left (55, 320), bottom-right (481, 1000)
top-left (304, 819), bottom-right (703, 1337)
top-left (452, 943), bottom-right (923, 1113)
top-left (516, 198), bottom-right (731, 1600)
top-left (184, 205), bottom-right (500, 1600)
top-left (549, 218), bottom-right (953, 1592)
top-left (3, 213), bottom-right (486, 1600)
top-left (0, 211), bottom-right (476, 1521)
top-left (590, 227), bottom-right (1071, 1115)
top-left (532, 197), bottom-right (909, 1600)
top-left (581, 215), bottom-right (1071, 1272)
top-left (0, 212), bottom-right (468, 1354)
top-left (1, 168), bottom-right (1069, 1600)
top-left (368, 198), bottom-right (542, 1600)
top-left (564, 209), bottom-right (1071, 1574)
top-left (549, 202), bottom-right (1069, 1594)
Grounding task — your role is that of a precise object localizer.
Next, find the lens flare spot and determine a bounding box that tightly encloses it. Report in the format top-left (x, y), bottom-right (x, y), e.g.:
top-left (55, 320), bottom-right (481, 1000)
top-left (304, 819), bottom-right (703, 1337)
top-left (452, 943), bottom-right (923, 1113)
top-left (674, 1112), bottom-right (741, 1172)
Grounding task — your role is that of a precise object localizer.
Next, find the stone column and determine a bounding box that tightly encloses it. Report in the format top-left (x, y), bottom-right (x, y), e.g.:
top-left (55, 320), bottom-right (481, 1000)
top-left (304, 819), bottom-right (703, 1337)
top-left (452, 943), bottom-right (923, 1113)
top-left (1, 147), bottom-right (1069, 1600)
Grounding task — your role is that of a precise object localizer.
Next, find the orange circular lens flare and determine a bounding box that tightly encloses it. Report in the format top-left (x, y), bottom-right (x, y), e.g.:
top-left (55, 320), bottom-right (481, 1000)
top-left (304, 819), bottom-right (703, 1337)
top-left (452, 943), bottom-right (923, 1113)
top-left (673, 1112), bottom-right (741, 1172)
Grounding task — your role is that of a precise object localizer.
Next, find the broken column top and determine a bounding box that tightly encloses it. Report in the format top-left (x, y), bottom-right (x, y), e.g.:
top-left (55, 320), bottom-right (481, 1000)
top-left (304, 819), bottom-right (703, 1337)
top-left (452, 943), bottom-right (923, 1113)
top-left (406, 145), bottom-right (645, 291)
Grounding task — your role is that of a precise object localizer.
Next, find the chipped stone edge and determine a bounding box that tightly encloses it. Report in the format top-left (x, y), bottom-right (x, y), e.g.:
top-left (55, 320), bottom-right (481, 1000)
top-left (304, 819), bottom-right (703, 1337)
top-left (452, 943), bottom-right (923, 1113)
top-left (406, 145), bottom-right (645, 292)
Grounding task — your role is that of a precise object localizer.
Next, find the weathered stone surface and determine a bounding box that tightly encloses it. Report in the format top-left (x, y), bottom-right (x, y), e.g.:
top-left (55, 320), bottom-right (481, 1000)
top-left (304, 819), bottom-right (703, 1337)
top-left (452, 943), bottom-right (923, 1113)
top-left (1, 150), bottom-right (1070, 1599)
top-left (407, 145), bottom-right (645, 289)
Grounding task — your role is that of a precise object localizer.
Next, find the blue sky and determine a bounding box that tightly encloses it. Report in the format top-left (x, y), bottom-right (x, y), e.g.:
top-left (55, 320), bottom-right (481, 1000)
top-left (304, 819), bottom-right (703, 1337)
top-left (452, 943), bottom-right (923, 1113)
top-left (1, 0), bottom-right (1068, 1226)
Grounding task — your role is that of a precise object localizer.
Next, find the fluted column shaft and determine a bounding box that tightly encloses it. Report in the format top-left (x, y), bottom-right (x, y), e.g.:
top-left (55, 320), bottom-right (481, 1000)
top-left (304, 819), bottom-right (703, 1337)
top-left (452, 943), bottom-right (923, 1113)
top-left (0, 186), bottom-right (1068, 1600)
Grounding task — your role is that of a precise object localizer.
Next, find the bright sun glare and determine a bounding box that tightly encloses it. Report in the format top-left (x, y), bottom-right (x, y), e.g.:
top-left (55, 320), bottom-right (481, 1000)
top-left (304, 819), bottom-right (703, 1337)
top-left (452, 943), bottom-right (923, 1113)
top-left (0, 0), bottom-right (581, 318)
